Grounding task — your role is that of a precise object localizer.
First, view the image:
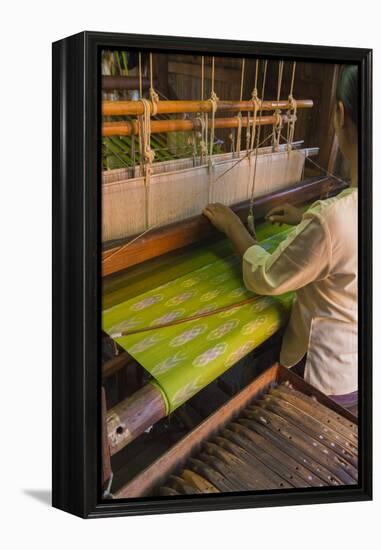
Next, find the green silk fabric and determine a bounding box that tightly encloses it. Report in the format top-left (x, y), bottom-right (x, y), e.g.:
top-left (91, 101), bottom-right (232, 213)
top-left (103, 222), bottom-right (295, 413)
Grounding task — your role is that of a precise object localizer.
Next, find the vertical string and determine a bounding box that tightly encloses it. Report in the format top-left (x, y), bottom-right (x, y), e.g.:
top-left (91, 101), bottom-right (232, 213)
top-left (272, 60), bottom-right (284, 151)
top-left (287, 61), bottom-right (297, 152)
top-left (235, 58), bottom-right (245, 157)
top-left (138, 52), bottom-right (143, 175)
top-left (138, 52), bottom-right (143, 98)
top-left (249, 59), bottom-right (260, 153)
top-left (199, 56), bottom-right (208, 164)
top-left (201, 56), bottom-right (205, 101)
top-left (149, 53), bottom-right (159, 113)
top-left (247, 59), bottom-right (268, 235)
top-left (209, 56), bottom-right (219, 163)
top-left (208, 57), bottom-right (219, 201)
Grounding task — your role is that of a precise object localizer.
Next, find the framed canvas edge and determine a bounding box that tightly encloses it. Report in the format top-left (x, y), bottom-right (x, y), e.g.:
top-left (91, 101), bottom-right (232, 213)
top-left (52, 31), bottom-right (373, 519)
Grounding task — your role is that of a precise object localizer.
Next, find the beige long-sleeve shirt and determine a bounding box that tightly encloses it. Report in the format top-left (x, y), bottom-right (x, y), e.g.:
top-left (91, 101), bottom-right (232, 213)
top-left (242, 188), bottom-right (358, 395)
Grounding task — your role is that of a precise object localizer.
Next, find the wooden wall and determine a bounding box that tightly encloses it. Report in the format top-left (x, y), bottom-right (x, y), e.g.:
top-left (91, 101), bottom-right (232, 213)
top-left (151, 53), bottom-right (341, 175)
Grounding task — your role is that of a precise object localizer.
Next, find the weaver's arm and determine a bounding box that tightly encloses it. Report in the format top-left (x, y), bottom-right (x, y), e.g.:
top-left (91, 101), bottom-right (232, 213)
top-left (203, 203), bottom-right (332, 297)
top-left (242, 214), bottom-right (332, 296)
top-left (203, 203), bottom-right (257, 257)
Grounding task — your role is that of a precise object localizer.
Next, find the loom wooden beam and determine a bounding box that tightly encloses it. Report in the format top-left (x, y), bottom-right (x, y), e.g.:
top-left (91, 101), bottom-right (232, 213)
top-left (102, 98), bottom-right (313, 117)
top-left (114, 365), bottom-right (281, 495)
top-left (102, 388), bottom-right (112, 485)
top-left (102, 75), bottom-right (157, 90)
top-left (113, 364), bottom-right (358, 496)
top-left (102, 176), bottom-right (345, 277)
top-left (102, 351), bottom-right (133, 380)
top-left (102, 114), bottom-right (292, 137)
top-left (107, 382), bottom-right (167, 456)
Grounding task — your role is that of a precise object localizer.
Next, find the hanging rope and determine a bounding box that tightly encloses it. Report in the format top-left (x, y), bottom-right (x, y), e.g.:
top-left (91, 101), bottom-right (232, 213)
top-left (199, 56), bottom-right (208, 164)
top-left (286, 61), bottom-right (297, 152)
top-left (137, 52), bottom-right (144, 176)
top-left (207, 57), bottom-right (219, 201)
top-left (138, 98), bottom-right (155, 229)
top-left (149, 53), bottom-right (160, 115)
top-left (235, 58), bottom-right (245, 157)
top-left (138, 52), bottom-right (143, 99)
top-left (208, 57), bottom-right (219, 166)
top-left (249, 60), bottom-right (261, 155)
top-left (272, 60), bottom-right (284, 152)
top-left (247, 59), bottom-right (268, 235)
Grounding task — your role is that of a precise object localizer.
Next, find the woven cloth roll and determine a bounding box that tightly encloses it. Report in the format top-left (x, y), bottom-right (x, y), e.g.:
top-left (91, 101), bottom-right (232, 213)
top-left (103, 223), bottom-right (295, 413)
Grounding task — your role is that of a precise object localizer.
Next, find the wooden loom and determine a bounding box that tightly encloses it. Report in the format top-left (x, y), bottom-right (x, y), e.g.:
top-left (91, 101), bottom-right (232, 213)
top-left (101, 55), bottom-right (350, 497)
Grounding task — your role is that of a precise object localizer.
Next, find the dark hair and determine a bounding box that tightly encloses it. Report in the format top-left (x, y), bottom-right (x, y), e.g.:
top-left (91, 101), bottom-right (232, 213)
top-left (336, 65), bottom-right (358, 126)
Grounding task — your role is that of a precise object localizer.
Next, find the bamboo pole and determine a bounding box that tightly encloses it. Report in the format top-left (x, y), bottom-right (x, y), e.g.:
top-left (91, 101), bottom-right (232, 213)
top-left (102, 98), bottom-right (313, 116)
top-left (102, 113), bottom-right (294, 137)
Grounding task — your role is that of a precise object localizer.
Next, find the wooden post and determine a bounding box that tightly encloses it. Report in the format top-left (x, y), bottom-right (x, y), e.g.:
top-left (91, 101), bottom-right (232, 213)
top-left (102, 388), bottom-right (112, 486)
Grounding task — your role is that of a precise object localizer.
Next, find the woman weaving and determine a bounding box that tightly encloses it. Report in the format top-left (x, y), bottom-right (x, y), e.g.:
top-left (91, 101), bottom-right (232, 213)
top-left (203, 65), bottom-right (358, 412)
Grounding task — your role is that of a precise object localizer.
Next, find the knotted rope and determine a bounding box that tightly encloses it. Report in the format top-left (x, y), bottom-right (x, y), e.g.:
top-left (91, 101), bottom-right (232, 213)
top-left (149, 53), bottom-right (160, 115)
top-left (207, 57), bottom-right (219, 201)
top-left (272, 60), bottom-right (284, 152)
top-left (235, 58), bottom-right (245, 158)
top-left (208, 58), bottom-right (219, 166)
top-left (248, 60), bottom-right (261, 156)
top-left (286, 61), bottom-right (297, 152)
top-left (199, 56), bottom-right (209, 164)
top-left (138, 98), bottom-right (155, 229)
top-left (248, 59), bottom-right (268, 236)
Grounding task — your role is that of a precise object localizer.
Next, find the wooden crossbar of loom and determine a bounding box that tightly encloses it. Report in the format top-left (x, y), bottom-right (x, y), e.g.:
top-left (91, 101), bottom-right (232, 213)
top-left (102, 98), bottom-right (313, 116)
top-left (102, 113), bottom-right (293, 137)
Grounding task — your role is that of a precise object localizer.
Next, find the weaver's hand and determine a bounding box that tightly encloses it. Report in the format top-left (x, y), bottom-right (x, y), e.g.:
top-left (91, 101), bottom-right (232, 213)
top-left (266, 203), bottom-right (303, 226)
top-left (203, 203), bottom-right (242, 235)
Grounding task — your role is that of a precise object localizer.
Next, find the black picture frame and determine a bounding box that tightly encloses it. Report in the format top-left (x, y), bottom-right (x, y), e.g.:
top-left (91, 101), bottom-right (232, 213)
top-left (52, 31), bottom-right (372, 519)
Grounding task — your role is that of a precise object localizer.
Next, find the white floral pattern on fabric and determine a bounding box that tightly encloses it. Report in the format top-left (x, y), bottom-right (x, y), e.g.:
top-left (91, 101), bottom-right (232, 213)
top-left (206, 320), bottom-right (240, 341)
top-left (251, 298), bottom-right (272, 312)
top-left (241, 316), bottom-right (267, 334)
top-left (265, 320), bottom-right (282, 336)
top-left (181, 277), bottom-right (201, 288)
top-left (130, 294), bottom-right (164, 311)
top-left (199, 289), bottom-right (222, 302)
top-left (218, 306), bottom-right (241, 318)
top-left (192, 343), bottom-right (228, 367)
top-left (128, 333), bottom-right (165, 353)
top-left (169, 324), bottom-right (208, 347)
top-left (165, 291), bottom-right (196, 307)
top-left (150, 309), bottom-right (185, 326)
top-left (212, 272), bottom-right (231, 284)
top-left (193, 304), bottom-right (218, 315)
top-left (228, 286), bottom-right (248, 297)
top-left (151, 350), bottom-right (189, 376)
top-left (224, 341), bottom-right (256, 367)
top-left (171, 377), bottom-right (204, 409)
top-left (109, 316), bottom-right (142, 333)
